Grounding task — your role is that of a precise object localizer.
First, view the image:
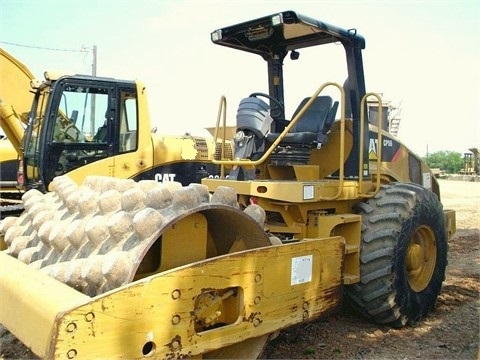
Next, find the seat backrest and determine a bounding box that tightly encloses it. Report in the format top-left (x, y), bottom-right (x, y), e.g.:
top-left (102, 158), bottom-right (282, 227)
top-left (291, 96), bottom-right (333, 133)
top-left (317, 100), bottom-right (339, 143)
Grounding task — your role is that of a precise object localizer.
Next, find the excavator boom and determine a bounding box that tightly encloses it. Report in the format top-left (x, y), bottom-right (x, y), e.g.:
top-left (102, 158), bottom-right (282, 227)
top-left (0, 48), bottom-right (36, 214)
top-left (0, 48), bottom-right (35, 152)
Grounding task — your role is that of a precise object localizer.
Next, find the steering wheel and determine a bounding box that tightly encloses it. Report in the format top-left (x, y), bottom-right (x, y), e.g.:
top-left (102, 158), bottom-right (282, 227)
top-left (63, 124), bottom-right (83, 142)
top-left (248, 93), bottom-right (286, 126)
top-left (248, 93), bottom-right (285, 110)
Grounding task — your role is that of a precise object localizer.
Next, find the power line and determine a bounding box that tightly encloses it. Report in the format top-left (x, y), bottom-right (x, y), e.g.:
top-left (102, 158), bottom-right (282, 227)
top-left (0, 40), bottom-right (90, 53)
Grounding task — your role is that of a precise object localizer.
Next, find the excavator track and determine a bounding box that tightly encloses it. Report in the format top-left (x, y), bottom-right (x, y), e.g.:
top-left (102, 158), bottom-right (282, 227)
top-left (0, 202), bottom-right (24, 221)
top-left (0, 175), bottom-right (274, 358)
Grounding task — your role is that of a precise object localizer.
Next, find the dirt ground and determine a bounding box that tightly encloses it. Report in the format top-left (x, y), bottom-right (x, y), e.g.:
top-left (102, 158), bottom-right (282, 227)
top-left (0, 179), bottom-right (478, 359)
top-left (261, 179), bottom-right (480, 360)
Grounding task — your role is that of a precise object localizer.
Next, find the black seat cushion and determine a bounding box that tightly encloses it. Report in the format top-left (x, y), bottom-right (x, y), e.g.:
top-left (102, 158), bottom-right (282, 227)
top-left (266, 96), bottom-right (334, 146)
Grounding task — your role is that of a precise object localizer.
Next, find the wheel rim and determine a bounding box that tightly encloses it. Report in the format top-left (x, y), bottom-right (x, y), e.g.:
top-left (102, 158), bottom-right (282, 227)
top-left (406, 225), bottom-right (437, 292)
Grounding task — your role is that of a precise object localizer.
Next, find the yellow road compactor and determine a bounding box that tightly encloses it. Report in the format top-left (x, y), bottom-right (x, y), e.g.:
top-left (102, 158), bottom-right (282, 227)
top-left (0, 10), bottom-right (456, 359)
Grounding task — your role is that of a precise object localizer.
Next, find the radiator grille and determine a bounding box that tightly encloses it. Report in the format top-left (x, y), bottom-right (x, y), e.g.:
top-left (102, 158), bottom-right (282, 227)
top-left (214, 142), bottom-right (234, 160)
top-left (193, 137), bottom-right (209, 160)
top-left (408, 152), bottom-right (422, 185)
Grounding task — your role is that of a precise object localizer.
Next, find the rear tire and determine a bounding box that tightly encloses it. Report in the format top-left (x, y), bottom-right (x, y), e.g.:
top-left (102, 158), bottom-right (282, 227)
top-left (346, 182), bottom-right (448, 327)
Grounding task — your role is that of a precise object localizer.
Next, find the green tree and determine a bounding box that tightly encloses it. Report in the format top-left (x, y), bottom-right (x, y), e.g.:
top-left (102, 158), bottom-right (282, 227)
top-left (423, 151), bottom-right (463, 174)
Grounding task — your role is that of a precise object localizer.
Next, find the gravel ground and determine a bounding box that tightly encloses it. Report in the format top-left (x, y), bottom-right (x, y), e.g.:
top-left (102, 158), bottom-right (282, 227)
top-left (0, 179), bottom-right (478, 359)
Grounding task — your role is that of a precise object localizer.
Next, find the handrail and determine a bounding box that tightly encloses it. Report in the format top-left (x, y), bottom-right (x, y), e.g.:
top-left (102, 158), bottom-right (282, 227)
top-left (212, 82), bottom-right (345, 170)
top-left (358, 92), bottom-right (383, 198)
top-left (213, 95), bottom-right (227, 178)
top-left (315, 83), bottom-right (346, 201)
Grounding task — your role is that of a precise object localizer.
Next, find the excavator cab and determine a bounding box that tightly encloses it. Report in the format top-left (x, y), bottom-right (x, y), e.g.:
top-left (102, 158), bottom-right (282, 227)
top-left (21, 74), bottom-right (139, 192)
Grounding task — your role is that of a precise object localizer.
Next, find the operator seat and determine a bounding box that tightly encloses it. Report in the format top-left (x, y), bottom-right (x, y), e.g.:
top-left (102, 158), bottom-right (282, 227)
top-left (93, 109), bottom-right (111, 143)
top-left (266, 96), bottom-right (339, 165)
top-left (266, 96), bottom-right (338, 146)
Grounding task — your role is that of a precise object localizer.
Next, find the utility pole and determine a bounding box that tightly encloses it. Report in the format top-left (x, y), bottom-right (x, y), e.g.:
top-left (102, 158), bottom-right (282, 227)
top-left (90, 45), bottom-right (97, 136)
top-left (91, 45), bottom-right (97, 76)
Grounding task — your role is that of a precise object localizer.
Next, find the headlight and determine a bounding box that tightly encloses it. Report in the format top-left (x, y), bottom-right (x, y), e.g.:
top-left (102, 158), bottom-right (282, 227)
top-left (271, 13), bottom-right (284, 26)
top-left (211, 30), bottom-right (222, 42)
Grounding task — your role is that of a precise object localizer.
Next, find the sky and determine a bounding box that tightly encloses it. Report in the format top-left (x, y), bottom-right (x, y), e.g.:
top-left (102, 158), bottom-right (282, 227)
top-left (0, 0), bottom-right (479, 157)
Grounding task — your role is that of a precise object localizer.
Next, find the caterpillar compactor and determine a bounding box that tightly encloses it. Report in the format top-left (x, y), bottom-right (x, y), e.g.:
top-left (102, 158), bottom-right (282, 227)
top-left (0, 48), bottom-right (232, 219)
top-left (0, 11), bottom-right (456, 359)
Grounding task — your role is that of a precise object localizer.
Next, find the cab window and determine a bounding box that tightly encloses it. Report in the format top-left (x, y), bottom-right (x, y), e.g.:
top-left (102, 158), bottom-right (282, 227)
top-left (118, 90), bottom-right (138, 153)
top-left (53, 85), bottom-right (109, 143)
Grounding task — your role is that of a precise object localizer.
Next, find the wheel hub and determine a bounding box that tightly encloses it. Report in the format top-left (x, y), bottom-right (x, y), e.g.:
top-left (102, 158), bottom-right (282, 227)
top-left (406, 244), bottom-right (423, 271)
top-left (406, 225), bottom-right (437, 292)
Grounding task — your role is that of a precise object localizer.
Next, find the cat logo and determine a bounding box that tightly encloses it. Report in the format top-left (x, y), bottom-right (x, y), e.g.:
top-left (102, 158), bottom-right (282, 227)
top-left (369, 137), bottom-right (395, 161)
top-left (155, 173), bottom-right (176, 182)
top-left (369, 138), bottom-right (379, 160)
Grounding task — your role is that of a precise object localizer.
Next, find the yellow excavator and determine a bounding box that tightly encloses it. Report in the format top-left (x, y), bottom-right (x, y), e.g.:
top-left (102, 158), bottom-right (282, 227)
top-left (0, 48), bottom-right (233, 219)
top-left (0, 48), bottom-right (35, 215)
top-left (0, 10), bottom-right (456, 359)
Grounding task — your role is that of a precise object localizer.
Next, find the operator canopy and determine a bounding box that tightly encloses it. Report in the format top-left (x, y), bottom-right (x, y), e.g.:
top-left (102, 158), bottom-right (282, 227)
top-left (210, 10), bottom-right (365, 60)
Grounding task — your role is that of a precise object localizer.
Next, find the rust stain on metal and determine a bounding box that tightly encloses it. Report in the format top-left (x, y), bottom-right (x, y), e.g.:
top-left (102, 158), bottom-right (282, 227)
top-left (245, 311), bottom-right (261, 323)
top-left (165, 334), bottom-right (182, 352)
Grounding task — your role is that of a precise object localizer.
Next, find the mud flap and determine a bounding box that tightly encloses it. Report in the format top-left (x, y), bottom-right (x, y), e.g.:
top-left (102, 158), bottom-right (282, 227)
top-left (443, 209), bottom-right (456, 240)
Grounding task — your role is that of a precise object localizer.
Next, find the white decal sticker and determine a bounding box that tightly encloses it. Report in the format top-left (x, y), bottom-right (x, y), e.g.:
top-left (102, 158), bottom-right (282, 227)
top-left (423, 172), bottom-right (432, 189)
top-left (291, 255), bottom-right (313, 285)
top-left (303, 185), bottom-right (314, 200)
